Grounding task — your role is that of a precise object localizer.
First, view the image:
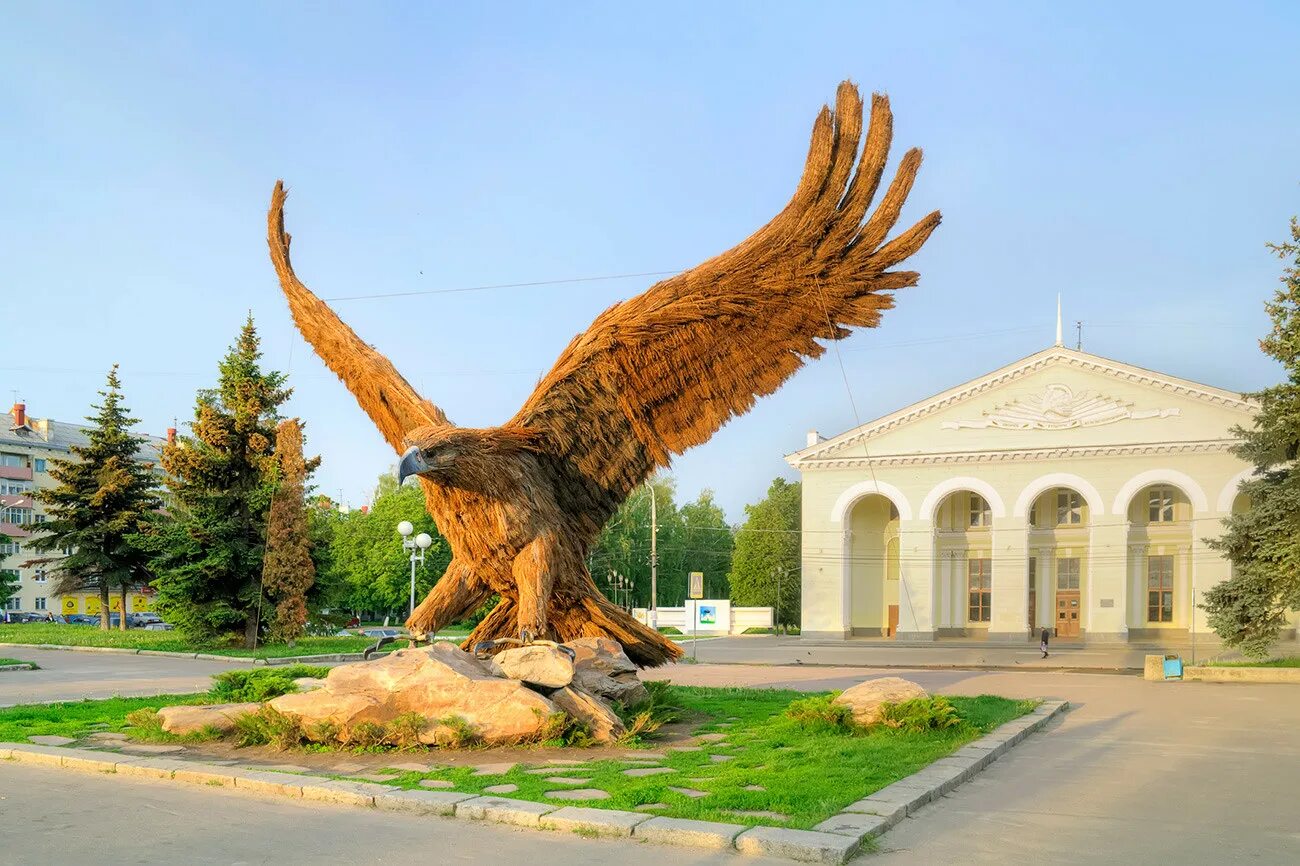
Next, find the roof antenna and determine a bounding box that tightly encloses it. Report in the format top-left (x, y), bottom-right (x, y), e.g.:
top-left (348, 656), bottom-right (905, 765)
top-left (1076, 321), bottom-right (1083, 352)
top-left (1054, 295), bottom-right (1063, 347)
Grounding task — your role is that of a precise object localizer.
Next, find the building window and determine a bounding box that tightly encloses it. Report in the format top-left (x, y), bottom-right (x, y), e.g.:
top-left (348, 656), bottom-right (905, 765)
top-left (33, 568), bottom-right (46, 582)
top-left (33, 514), bottom-right (46, 524)
top-left (1, 507), bottom-right (33, 525)
top-left (1, 480), bottom-right (33, 494)
top-left (969, 494), bottom-right (992, 528)
top-left (0, 541), bottom-right (20, 556)
top-left (1147, 555), bottom-right (1175, 622)
top-left (0, 453), bottom-right (24, 468)
top-left (1148, 487), bottom-right (1175, 523)
top-left (1056, 491), bottom-right (1083, 525)
top-left (61, 545), bottom-right (74, 556)
top-left (34, 458), bottom-right (47, 472)
top-left (2, 595), bottom-right (20, 611)
top-left (1056, 557), bottom-right (1081, 590)
top-left (34, 597), bottom-right (46, 611)
top-left (967, 558), bottom-right (992, 623)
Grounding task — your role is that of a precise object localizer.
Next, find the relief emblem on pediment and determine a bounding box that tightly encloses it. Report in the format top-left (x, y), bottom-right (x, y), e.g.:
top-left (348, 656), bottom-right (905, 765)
top-left (940, 384), bottom-right (1180, 431)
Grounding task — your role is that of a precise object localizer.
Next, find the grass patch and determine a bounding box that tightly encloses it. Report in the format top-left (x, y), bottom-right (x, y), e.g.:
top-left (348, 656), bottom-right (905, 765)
top-left (209, 665), bottom-right (330, 702)
top-left (0, 658), bottom-right (33, 668)
top-left (1209, 656), bottom-right (1300, 668)
top-left (0, 694), bottom-right (207, 743)
top-left (362, 686), bottom-right (1034, 830)
top-left (0, 624), bottom-right (378, 658)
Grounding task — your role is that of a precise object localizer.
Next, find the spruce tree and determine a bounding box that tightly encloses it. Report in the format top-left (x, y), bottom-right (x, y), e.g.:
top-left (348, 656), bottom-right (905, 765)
top-left (28, 366), bottom-right (161, 630)
top-left (147, 315), bottom-right (289, 647)
top-left (1, 535), bottom-right (19, 610)
top-left (1205, 217), bottom-right (1300, 657)
top-left (261, 418), bottom-right (318, 643)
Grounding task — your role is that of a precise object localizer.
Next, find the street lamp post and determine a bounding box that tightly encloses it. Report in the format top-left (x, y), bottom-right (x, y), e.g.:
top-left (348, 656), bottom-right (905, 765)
top-left (397, 520), bottom-right (433, 619)
top-left (646, 481), bottom-right (658, 630)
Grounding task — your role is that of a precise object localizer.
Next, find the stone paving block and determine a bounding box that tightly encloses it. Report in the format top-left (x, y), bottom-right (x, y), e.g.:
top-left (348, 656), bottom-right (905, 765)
top-left (301, 779), bottom-right (389, 806)
top-left (374, 788), bottom-right (475, 817)
top-left (623, 766), bottom-right (675, 777)
top-left (170, 764), bottom-right (241, 788)
top-left (840, 797), bottom-right (906, 822)
top-left (60, 753), bottom-right (123, 774)
top-left (667, 786), bottom-right (708, 798)
top-left (456, 795), bottom-right (557, 827)
top-left (232, 770), bottom-right (307, 798)
top-left (814, 811), bottom-right (894, 838)
top-left (470, 762), bottom-right (517, 776)
top-left (735, 826), bottom-right (861, 864)
top-left (418, 779), bottom-right (456, 789)
top-left (6, 744), bottom-right (70, 767)
top-left (28, 735), bottom-right (77, 746)
top-left (541, 806), bottom-right (649, 836)
top-left (109, 757), bottom-right (189, 780)
top-left (483, 783), bottom-right (519, 795)
top-left (545, 788), bottom-right (610, 800)
top-left (120, 744), bottom-right (186, 754)
top-left (859, 782), bottom-right (932, 816)
top-left (544, 776), bottom-right (590, 785)
top-left (634, 816), bottom-right (744, 849)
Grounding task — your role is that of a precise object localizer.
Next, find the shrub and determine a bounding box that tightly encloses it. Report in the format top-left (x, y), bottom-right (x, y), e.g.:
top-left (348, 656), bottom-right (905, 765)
top-left (426, 715), bottom-right (479, 749)
top-left (124, 708), bottom-right (166, 737)
top-left (878, 696), bottom-right (963, 733)
top-left (232, 706), bottom-right (305, 749)
top-left (784, 694), bottom-right (855, 732)
top-left (208, 665), bottom-right (330, 703)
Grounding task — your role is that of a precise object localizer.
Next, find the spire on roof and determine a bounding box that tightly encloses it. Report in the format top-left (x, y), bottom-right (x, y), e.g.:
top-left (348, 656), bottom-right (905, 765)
top-left (1055, 294), bottom-right (1063, 347)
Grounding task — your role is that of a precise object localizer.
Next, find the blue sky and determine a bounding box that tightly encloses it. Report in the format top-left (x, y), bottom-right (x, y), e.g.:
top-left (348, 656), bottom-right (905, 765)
top-left (3, 2), bottom-right (1298, 519)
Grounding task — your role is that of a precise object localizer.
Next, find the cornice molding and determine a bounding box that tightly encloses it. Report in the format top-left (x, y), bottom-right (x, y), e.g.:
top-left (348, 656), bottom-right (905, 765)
top-left (798, 439), bottom-right (1235, 471)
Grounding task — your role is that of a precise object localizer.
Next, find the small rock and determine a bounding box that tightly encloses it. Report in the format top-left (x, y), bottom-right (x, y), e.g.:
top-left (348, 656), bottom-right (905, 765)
top-left (419, 779), bottom-right (456, 789)
top-left (833, 676), bottom-right (929, 727)
top-left (668, 786), bottom-right (708, 798)
top-left (564, 637), bottom-right (649, 707)
top-left (709, 755), bottom-right (733, 763)
top-left (489, 645), bottom-right (574, 689)
top-left (545, 788), bottom-right (609, 800)
top-left (623, 767), bottom-right (675, 777)
top-left (483, 783), bottom-right (518, 794)
top-left (544, 776), bottom-right (589, 784)
top-left (549, 685), bottom-right (626, 743)
top-left (157, 703), bottom-right (260, 736)
top-left (27, 735), bottom-right (76, 746)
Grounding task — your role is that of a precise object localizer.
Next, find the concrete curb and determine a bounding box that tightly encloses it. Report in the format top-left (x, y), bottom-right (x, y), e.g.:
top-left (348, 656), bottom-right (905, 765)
top-left (0, 700), bottom-right (1068, 864)
top-left (0, 663), bottom-right (37, 672)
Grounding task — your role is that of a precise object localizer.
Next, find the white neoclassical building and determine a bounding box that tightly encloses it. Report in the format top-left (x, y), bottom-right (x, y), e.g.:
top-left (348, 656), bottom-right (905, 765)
top-left (788, 343), bottom-right (1292, 644)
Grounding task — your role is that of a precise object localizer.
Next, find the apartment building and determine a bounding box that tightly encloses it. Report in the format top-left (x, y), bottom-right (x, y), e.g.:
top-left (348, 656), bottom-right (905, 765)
top-left (1, 402), bottom-right (169, 616)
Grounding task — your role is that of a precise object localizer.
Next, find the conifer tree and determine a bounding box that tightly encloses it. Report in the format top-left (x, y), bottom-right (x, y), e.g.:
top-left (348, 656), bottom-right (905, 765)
top-left (261, 418), bottom-right (318, 643)
top-left (147, 315), bottom-right (289, 647)
top-left (1205, 218), bottom-right (1300, 657)
top-left (1, 535), bottom-right (19, 610)
top-left (28, 366), bottom-right (161, 630)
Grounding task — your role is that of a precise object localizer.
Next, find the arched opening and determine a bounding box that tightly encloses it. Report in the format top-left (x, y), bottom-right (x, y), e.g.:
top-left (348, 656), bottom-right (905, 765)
top-left (1125, 483), bottom-right (1193, 636)
top-left (847, 494), bottom-right (900, 637)
top-left (1028, 486), bottom-right (1091, 640)
top-left (933, 490), bottom-right (994, 636)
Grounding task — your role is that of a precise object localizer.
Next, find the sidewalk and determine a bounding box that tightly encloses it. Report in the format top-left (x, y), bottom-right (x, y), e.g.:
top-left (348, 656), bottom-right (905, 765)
top-left (682, 634), bottom-right (1264, 672)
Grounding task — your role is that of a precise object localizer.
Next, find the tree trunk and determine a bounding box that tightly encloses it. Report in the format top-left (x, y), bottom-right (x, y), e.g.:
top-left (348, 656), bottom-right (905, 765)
top-left (99, 584), bottom-right (110, 631)
top-left (119, 585), bottom-right (128, 631)
top-left (244, 608), bottom-right (260, 650)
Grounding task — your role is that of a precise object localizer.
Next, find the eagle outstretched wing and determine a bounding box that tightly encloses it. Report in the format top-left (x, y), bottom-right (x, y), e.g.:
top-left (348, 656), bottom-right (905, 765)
top-left (512, 82), bottom-right (940, 504)
top-left (267, 181), bottom-right (452, 453)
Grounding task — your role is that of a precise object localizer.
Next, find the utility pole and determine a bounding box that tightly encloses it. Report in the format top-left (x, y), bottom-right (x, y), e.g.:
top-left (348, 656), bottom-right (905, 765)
top-left (646, 480), bottom-right (658, 630)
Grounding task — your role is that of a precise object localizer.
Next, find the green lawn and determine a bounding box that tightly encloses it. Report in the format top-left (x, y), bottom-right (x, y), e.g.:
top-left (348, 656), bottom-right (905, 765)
top-left (1209, 656), bottom-right (1300, 668)
top-left (0, 624), bottom-right (480, 658)
top-left (360, 688), bottom-right (1032, 829)
top-left (0, 658), bottom-right (30, 667)
top-left (0, 694), bottom-right (207, 742)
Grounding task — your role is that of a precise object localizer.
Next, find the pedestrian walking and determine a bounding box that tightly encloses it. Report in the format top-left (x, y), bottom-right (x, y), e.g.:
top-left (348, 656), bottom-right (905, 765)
top-left (1039, 626), bottom-right (1050, 658)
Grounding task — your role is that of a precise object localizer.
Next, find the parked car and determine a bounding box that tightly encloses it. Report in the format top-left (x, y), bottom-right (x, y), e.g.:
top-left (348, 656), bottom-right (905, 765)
top-left (2, 611), bottom-right (56, 624)
top-left (127, 612), bottom-right (163, 627)
top-left (142, 622), bottom-right (173, 631)
top-left (359, 627), bottom-right (404, 639)
top-left (65, 614), bottom-right (98, 626)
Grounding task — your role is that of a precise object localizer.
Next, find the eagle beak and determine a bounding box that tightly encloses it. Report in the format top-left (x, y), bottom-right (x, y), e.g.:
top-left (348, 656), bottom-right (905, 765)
top-left (397, 445), bottom-right (431, 486)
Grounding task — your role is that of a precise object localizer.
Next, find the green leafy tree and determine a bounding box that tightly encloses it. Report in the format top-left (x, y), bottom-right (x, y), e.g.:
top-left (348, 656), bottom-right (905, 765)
top-left (27, 366), bottom-right (161, 630)
top-left (145, 316), bottom-right (290, 647)
top-left (261, 419), bottom-right (318, 643)
top-left (330, 473), bottom-right (451, 616)
top-left (729, 478), bottom-right (801, 629)
top-left (664, 490), bottom-right (734, 600)
top-left (1205, 217), bottom-right (1300, 657)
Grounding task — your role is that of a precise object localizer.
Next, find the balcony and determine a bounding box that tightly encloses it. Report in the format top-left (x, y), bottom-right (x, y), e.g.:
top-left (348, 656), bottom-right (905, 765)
top-left (0, 466), bottom-right (32, 481)
top-left (0, 522), bottom-right (31, 538)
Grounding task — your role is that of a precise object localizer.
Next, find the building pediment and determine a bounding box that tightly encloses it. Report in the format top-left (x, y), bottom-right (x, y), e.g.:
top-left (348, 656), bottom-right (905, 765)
top-left (790, 346), bottom-right (1254, 468)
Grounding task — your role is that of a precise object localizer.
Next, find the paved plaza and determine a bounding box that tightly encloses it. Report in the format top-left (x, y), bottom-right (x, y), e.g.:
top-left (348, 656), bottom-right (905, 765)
top-left (2, 644), bottom-right (1298, 863)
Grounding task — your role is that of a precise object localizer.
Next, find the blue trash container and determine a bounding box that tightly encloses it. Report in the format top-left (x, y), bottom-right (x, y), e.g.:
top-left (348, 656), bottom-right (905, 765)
top-left (1162, 655), bottom-right (1183, 680)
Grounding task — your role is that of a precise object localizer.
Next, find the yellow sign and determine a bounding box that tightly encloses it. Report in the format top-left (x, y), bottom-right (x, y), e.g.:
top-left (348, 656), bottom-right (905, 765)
top-left (132, 596), bottom-right (150, 612)
top-left (86, 597), bottom-right (101, 615)
top-left (110, 597), bottom-right (123, 612)
top-left (62, 597), bottom-right (78, 614)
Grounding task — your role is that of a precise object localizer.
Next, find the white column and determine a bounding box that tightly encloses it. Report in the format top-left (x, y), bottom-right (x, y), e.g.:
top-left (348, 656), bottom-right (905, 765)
top-left (990, 515), bottom-right (1028, 640)
top-left (1127, 543), bottom-right (1146, 632)
top-left (1088, 521), bottom-right (1129, 640)
top-left (895, 519), bottom-right (935, 638)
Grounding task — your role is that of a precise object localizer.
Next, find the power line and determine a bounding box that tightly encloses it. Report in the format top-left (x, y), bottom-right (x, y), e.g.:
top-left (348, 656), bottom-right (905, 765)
top-left (323, 270), bottom-right (683, 302)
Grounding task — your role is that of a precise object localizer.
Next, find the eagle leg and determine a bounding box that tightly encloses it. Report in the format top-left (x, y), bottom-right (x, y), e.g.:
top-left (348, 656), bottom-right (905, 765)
top-left (511, 534), bottom-right (560, 644)
top-left (405, 560), bottom-right (492, 642)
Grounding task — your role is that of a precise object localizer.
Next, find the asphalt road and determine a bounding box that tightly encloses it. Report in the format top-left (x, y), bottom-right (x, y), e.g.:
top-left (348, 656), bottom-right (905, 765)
top-left (4, 645), bottom-right (1299, 863)
top-left (0, 646), bottom-right (246, 707)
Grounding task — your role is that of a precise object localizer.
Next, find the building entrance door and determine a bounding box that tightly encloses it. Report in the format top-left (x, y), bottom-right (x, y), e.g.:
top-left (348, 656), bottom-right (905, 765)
top-left (1055, 592), bottom-right (1080, 637)
top-left (886, 604), bottom-right (899, 638)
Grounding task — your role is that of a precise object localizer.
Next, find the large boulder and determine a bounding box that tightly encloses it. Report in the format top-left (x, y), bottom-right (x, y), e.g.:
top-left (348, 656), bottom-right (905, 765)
top-left (549, 686), bottom-right (626, 743)
top-left (158, 702), bottom-right (261, 735)
top-left (489, 645), bottom-right (574, 689)
top-left (269, 643), bottom-right (558, 744)
top-left (566, 637), bottom-right (649, 707)
top-left (833, 677), bottom-right (929, 727)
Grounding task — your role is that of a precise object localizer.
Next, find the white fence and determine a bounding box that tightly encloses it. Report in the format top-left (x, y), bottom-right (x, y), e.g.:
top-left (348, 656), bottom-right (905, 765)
top-left (633, 602), bottom-right (774, 635)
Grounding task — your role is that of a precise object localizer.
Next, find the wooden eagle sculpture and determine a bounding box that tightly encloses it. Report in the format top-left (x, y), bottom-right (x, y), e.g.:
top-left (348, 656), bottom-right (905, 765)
top-left (267, 81), bottom-right (940, 668)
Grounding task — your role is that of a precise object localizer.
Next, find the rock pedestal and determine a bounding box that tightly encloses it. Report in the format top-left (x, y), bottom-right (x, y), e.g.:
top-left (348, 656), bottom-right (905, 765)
top-left (567, 637), bottom-right (650, 707)
top-left (158, 702), bottom-right (262, 735)
top-left (833, 677), bottom-right (929, 727)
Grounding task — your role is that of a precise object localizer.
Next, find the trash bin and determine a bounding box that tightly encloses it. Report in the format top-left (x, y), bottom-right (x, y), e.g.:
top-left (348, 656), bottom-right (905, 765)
top-left (1162, 655), bottom-right (1183, 680)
